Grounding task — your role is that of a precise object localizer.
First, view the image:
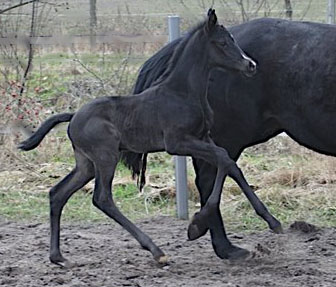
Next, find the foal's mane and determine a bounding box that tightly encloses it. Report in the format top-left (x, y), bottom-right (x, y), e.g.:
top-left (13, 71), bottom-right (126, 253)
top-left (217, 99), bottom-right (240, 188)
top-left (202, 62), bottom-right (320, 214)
top-left (153, 20), bottom-right (207, 85)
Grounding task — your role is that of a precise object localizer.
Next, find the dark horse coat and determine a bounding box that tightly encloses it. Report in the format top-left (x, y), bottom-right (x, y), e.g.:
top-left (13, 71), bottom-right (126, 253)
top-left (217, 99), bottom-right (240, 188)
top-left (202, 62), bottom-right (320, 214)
top-left (122, 18), bottom-right (336, 259)
top-left (19, 10), bottom-right (262, 265)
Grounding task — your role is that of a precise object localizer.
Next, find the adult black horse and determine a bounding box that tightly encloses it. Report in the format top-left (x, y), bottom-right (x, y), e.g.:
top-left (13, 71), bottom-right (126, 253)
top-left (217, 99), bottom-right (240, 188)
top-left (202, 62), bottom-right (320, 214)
top-left (122, 17), bottom-right (336, 259)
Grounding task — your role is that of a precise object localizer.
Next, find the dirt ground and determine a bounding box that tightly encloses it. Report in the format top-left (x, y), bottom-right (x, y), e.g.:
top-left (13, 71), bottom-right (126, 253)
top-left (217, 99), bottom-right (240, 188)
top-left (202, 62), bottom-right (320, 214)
top-left (0, 216), bottom-right (335, 287)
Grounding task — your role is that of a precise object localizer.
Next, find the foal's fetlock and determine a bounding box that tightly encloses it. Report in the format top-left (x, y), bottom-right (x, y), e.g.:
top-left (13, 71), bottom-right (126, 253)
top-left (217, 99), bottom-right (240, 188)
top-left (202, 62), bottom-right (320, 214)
top-left (187, 212), bottom-right (209, 241)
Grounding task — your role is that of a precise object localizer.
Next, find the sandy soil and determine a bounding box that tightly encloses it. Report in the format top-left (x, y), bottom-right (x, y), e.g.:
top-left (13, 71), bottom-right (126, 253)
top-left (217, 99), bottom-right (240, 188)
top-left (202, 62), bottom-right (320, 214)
top-left (0, 216), bottom-right (335, 287)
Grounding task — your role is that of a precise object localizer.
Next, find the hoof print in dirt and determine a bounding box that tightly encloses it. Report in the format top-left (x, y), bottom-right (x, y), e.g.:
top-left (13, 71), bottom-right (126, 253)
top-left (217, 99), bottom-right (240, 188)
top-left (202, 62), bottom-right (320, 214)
top-left (289, 221), bottom-right (320, 234)
top-left (255, 243), bottom-right (271, 255)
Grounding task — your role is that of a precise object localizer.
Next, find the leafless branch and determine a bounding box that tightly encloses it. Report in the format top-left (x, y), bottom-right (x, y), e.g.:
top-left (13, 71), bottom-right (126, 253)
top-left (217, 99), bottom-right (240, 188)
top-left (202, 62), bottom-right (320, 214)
top-left (0, 0), bottom-right (37, 15)
top-left (235, 0), bottom-right (249, 22)
top-left (71, 49), bottom-right (105, 88)
top-left (19, 0), bottom-right (38, 97)
top-left (300, 0), bottom-right (313, 20)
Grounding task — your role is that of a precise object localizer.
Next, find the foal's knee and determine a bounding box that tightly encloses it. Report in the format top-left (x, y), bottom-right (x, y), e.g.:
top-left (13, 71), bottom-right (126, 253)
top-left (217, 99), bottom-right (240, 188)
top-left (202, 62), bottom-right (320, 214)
top-left (49, 186), bottom-right (62, 217)
top-left (49, 185), bottom-right (60, 206)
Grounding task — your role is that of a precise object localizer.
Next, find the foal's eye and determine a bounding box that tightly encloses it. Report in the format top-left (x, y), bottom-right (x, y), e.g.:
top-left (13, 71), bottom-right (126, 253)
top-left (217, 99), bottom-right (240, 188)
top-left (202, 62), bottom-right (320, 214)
top-left (217, 42), bottom-right (227, 47)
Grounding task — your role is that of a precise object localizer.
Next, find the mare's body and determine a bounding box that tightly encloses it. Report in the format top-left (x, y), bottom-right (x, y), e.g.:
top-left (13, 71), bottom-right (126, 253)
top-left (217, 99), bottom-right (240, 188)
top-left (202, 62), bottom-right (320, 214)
top-left (122, 18), bottom-right (336, 258)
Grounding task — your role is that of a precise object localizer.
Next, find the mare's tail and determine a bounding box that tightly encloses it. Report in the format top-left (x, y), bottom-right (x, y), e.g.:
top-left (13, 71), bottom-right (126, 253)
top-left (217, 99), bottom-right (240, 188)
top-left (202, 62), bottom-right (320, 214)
top-left (18, 113), bottom-right (74, 151)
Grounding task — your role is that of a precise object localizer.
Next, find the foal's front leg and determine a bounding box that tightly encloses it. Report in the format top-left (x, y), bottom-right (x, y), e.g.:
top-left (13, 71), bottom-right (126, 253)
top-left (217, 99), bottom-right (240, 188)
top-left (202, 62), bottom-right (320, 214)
top-left (165, 136), bottom-right (249, 259)
top-left (188, 143), bottom-right (282, 243)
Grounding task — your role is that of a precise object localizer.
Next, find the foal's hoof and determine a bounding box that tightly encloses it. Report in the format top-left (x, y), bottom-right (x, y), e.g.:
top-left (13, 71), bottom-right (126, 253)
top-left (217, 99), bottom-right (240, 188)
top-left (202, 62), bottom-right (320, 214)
top-left (50, 256), bottom-right (74, 269)
top-left (154, 254), bottom-right (169, 265)
top-left (187, 212), bottom-right (209, 241)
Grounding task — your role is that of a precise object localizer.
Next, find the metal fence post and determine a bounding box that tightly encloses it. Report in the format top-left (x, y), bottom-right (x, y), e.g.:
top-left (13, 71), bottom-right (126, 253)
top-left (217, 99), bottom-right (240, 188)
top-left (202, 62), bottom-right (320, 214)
top-left (327, 0), bottom-right (335, 24)
top-left (168, 15), bottom-right (189, 220)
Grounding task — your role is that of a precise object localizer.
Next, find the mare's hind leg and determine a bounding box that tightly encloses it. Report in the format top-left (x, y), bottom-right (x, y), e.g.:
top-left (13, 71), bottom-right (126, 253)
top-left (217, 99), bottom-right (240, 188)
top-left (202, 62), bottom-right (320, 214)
top-left (90, 147), bottom-right (167, 263)
top-left (49, 150), bottom-right (94, 267)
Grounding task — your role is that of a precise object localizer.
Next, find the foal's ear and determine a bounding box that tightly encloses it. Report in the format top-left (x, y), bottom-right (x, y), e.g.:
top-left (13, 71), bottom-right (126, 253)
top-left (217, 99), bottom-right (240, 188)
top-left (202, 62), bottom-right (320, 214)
top-left (206, 8), bottom-right (217, 32)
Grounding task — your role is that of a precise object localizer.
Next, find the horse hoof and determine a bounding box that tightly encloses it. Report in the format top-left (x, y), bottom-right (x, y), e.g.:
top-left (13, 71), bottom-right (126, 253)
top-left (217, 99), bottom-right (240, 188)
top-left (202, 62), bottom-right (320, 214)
top-left (156, 255), bottom-right (169, 265)
top-left (227, 246), bottom-right (251, 262)
top-left (214, 244), bottom-right (250, 261)
top-left (187, 213), bottom-right (208, 241)
top-left (57, 260), bottom-right (75, 269)
top-left (50, 256), bottom-right (74, 269)
top-left (272, 224), bottom-right (284, 234)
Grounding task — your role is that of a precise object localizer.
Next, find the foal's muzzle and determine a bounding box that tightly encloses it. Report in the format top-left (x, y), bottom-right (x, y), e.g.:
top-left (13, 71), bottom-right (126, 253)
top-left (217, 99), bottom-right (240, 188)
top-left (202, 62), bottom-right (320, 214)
top-left (243, 59), bottom-right (257, 77)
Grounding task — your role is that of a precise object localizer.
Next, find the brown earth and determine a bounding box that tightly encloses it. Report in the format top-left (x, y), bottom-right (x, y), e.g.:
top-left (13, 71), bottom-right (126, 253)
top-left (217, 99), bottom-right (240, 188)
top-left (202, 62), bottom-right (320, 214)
top-left (0, 216), bottom-right (335, 287)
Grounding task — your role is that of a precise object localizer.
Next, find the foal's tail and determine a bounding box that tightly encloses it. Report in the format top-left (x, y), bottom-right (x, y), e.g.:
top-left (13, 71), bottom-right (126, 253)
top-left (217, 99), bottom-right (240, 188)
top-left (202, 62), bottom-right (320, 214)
top-left (18, 113), bottom-right (74, 151)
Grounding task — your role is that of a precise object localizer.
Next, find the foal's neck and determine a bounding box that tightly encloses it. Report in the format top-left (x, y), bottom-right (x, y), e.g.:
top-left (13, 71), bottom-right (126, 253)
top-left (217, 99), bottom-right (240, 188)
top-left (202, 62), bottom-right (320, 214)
top-left (164, 32), bottom-right (210, 98)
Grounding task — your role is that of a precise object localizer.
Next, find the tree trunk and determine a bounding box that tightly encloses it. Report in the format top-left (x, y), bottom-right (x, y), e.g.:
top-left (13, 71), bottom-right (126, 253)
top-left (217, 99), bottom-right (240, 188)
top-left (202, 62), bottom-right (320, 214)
top-left (90, 0), bottom-right (97, 49)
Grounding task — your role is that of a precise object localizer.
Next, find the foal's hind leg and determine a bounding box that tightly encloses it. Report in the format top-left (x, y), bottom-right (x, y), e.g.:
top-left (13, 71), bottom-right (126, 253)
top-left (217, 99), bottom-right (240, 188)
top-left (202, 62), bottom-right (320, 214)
top-left (90, 148), bottom-right (167, 263)
top-left (49, 150), bottom-right (94, 267)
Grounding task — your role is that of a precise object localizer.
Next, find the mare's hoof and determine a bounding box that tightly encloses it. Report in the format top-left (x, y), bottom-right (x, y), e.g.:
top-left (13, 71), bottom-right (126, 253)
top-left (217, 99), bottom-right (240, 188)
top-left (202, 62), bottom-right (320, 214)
top-left (187, 212), bottom-right (209, 241)
top-left (227, 246), bottom-right (251, 261)
top-left (272, 224), bottom-right (284, 234)
top-left (214, 244), bottom-right (250, 261)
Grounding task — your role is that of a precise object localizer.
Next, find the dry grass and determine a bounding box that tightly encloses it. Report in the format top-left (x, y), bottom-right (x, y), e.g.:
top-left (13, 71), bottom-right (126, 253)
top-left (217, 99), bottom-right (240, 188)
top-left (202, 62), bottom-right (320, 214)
top-left (220, 136), bottom-right (336, 230)
top-left (0, 0), bottom-right (335, 228)
top-left (1, 119), bottom-right (336, 230)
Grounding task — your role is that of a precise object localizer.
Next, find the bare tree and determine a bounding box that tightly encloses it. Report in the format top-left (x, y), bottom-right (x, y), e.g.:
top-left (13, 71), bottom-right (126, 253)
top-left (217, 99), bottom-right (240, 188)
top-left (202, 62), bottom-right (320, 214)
top-left (0, 0), bottom-right (37, 15)
top-left (20, 0), bottom-right (38, 97)
top-left (90, 0), bottom-right (97, 49)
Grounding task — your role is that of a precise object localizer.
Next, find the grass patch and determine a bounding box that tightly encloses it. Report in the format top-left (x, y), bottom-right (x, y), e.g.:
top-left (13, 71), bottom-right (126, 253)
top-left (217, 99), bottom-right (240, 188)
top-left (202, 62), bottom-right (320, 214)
top-left (0, 183), bottom-right (176, 223)
top-left (1, 136), bottom-right (336, 233)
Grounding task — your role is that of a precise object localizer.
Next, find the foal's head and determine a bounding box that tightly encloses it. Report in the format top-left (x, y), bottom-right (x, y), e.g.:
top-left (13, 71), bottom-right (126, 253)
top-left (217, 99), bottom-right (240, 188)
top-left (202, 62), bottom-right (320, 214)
top-left (204, 9), bottom-right (256, 77)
